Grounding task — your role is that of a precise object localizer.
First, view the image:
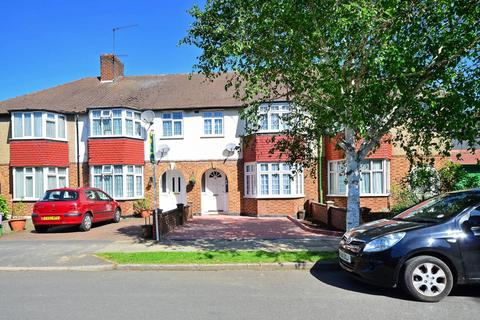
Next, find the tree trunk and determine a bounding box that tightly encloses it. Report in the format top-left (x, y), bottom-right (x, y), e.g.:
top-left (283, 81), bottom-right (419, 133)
top-left (344, 127), bottom-right (361, 230)
top-left (346, 149), bottom-right (361, 230)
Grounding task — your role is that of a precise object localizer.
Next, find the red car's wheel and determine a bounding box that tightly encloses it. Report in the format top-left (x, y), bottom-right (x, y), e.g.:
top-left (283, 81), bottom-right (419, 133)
top-left (79, 213), bottom-right (92, 232)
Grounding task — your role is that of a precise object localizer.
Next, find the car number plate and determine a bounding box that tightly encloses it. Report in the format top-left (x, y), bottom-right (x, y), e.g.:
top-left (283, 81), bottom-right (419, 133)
top-left (41, 216), bottom-right (60, 221)
top-left (339, 250), bottom-right (352, 263)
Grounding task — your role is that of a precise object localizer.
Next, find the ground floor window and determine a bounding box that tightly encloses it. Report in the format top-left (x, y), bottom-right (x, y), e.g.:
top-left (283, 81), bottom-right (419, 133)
top-left (244, 162), bottom-right (304, 198)
top-left (328, 159), bottom-right (390, 196)
top-left (91, 165), bottom-right (143, 200)
top-left (13, 167), bottom-right (68, 200)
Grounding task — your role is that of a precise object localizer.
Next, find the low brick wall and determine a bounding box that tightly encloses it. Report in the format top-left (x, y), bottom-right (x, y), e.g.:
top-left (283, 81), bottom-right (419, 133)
top-left (151, 204), bottom-right (192, 239)
top-left (310, 202), bottom-right (328, 226)
top-left (306, 201), bottom-right (391, 231)
top-left (329, 206), bottom-right (347, 231)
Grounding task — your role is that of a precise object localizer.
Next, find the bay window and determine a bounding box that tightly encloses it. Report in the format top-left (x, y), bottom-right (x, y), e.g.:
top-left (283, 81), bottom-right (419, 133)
top-left (328, 159), bottom-right (390, 196)
top-left (258, 104), bottom-right (290, 132)
top-left (203, 111), bottom-right (224, 136)
top-left (161, 112), bottom-right (183, 138)
top-left (13, 167), bottom-right (68, 200)
top-left (244, 162), bottom-right (304, 198)
top-left (90, 109), bottom-right (142, 138)
top-left (91, 165), bottom-right (143, 200)
top-left (11, 112), bottom-right (67, 140)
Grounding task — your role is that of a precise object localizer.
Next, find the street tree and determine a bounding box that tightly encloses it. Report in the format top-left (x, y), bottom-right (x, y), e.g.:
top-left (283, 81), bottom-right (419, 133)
top-left (182, 0), bottom-right (480, 229)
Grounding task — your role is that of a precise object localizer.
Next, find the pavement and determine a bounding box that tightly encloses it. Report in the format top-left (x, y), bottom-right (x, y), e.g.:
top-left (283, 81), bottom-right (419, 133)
top-left (0, 215), bottom-right (340, 271)
top-left (1, 270), bottom-right (478, 320)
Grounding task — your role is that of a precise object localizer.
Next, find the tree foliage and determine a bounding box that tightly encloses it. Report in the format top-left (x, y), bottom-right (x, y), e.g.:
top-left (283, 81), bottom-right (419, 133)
top-left (183, 0), bottom-right (480, 228)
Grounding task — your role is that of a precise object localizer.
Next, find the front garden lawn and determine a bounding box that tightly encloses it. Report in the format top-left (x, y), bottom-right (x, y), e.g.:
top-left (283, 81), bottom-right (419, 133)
top-left (97, 250), bottom-right (337, 264)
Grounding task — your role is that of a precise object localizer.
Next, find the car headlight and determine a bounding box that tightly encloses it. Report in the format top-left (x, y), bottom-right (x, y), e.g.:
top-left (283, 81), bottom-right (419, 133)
top-left (363, 232), bottom-right (406, 253)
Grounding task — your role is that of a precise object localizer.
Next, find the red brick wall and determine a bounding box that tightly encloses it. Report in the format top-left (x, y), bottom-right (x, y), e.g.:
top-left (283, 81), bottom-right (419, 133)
top-left (243, 135), bottom-right (289, 162)
top-left (10, 140), bottom-right (69, 167)
top-left (88, 138), bottom-right (144, 165)
top-left (144, 160), bottom-right (243, 215)
top-left (324, 136), bottom-right (392, 160)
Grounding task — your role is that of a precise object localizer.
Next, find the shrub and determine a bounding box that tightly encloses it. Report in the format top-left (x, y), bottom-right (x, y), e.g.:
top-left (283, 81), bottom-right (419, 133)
top-left (0, 195), bottom-right (9, 218)
top-left (133, 198), bottom-right (150, 214)
top-left (390, 184), bottom-right (418, 214)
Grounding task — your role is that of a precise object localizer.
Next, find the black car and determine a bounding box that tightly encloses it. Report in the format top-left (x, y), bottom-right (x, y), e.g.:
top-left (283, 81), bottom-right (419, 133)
top-left (339, 189), bottom-right (480, 302)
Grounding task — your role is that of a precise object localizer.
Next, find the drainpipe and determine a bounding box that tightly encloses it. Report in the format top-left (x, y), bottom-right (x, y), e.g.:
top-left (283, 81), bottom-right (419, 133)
top-left (317, 136), bottom-right (324, 204)
top-left (75, 114), bottom-right (81, 187)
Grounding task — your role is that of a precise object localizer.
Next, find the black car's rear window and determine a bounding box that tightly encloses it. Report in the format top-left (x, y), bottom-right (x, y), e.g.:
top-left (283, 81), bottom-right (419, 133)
top-left (41, 190), bottom-right (78, 201)
top-left (394, 192), bottom-right (480, 223)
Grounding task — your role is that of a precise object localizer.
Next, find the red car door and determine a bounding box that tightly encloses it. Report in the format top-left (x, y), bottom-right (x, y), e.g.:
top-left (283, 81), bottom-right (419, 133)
top-left (95, 190), bottom-right (114, 221)
top-left (84, 189), bottom-right (102, 222)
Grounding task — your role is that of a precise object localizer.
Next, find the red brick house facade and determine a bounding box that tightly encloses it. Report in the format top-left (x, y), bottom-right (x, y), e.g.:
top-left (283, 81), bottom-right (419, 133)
top-left (0, 55), bottom-right (477, 217)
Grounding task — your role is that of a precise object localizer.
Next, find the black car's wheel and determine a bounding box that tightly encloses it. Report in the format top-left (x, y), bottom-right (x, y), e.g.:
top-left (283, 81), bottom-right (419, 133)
top-left (79, 213), bottom-right (93, 232)
top-left (113, 208), bottom-right (121, 223)
top-left (402, 255), bottom-right (454, 302)
top-left (34, 225), bottom-right (49, 233)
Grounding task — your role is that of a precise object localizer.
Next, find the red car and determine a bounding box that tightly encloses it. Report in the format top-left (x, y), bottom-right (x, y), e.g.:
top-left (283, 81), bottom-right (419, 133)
top-left (32, 187), bottom-right (121, 233)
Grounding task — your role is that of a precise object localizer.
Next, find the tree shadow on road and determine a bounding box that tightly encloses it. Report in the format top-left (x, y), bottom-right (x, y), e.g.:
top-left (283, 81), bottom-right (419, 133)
top-left (309, 262), bottom-right (480, 301)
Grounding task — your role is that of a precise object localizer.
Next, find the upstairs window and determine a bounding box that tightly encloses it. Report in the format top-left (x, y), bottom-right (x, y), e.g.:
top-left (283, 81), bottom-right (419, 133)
top-left (258, 104), bottom-right (290, 133)
top-left (12, 112), bottom-right (66, 140)
top-left (90, 109), bottom-right (142, 138)
top-left (203, 111), bottom-right (224, 136)
top-left (161, 112), bottom-right (183, 138)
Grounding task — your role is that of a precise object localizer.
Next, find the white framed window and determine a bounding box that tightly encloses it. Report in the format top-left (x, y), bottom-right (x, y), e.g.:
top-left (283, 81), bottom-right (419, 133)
top-left (258, 104), bottom-right (290, 133)
top-left (11, 112), bottom-right (67, 140)
top-left (203, 111), bottom-right (223, 136)
top-left (328, 159), bottom-right (390, 196)
top-left (161, 112), bottom-right (183, 138)
top-left (244, 162), bottom-right (303, 198)
top-left (91, 165), bottom-right (143, 200)
top-left (13, 167), bottom-right (68, 200)
top-left (90, 109), bottom-right (142, 138)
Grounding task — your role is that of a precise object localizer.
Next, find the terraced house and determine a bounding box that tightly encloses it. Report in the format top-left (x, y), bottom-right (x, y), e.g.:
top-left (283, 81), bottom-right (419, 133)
top-left (0, 55), bottom-right (478, 217)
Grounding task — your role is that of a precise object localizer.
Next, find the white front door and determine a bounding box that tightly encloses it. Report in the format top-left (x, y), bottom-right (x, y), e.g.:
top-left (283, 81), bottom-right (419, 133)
top-left (201, 169), bottom-right (228, 214)
top-left (159, 170), bottom-right (186, 212)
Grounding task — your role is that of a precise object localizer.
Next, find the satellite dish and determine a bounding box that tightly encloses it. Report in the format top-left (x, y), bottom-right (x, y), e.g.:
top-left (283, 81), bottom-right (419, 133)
top-left (141, 110), bottom-right (155, 124)
top-left (156, 144), bottom-right (170, 158)
top-left (226, 143), bottom-right (236, 152)
top-left (223, 143), bottom-right (237, 159)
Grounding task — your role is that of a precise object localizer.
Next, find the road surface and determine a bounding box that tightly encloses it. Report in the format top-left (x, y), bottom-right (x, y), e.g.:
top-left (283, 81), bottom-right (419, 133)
top-left (0, 269), bottom-right (478, 320)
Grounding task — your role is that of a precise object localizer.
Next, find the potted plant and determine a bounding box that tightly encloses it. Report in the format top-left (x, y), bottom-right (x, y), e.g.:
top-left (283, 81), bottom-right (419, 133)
top-left (0, 195), bottom-right (8, 235)
top-left (133, 198), bottom-right (151, 218)
top-left (9, 201), bottom-right (27, 232)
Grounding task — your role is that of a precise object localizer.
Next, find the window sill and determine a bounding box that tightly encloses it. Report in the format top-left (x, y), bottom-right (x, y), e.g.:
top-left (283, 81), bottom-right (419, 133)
top-left (159, 136), bottom-right (184, 140)
top-left (10, 137), bottom-right (68, 142)
top-left (326, 194), bottom-right (391, 198)
top-left (113, 196), bottom-right (144, 201)
top-left (244, 194), bottom-right (305, 199)
top-left (89, 135), bottom-right (143, 140)
top-left (200, 135), bottom-right (225, 138)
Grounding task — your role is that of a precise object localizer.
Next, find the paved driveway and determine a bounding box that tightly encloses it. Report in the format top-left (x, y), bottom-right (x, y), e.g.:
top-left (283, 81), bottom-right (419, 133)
top-left (1, 218), bottom-right (146, 242)
top-left (166, 215), bottom-right (329, 240)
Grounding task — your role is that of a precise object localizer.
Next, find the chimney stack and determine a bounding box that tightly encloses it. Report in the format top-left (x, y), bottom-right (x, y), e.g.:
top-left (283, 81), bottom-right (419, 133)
top-left (100, 54), bottom-right (124, 82)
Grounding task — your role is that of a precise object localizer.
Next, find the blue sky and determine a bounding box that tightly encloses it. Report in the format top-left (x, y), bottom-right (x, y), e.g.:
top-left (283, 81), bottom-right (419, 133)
top-left (0, 0), bottom-right (204, 101)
